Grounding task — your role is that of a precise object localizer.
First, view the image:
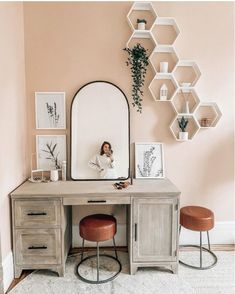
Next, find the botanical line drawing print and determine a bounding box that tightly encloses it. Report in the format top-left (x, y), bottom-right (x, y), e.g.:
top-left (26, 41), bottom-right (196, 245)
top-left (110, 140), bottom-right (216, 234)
top-left (41, 141), bottom-right (61, 169)
top-left (137, 146), bottom-right (156, 177)
top-left (135, 143), bottom-right (164, 178)
top-left (46, 101), bottom-right (60, 127)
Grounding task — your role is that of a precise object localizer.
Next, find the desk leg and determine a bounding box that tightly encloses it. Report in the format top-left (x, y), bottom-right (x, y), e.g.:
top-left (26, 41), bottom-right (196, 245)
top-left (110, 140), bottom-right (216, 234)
top-left (130, 264), bottom-right (138, 275)
top-left (56, 265), bottom-right (65, 277)
top-left (14, 266), bottom-right (22, 279)
top-left (171, 263), bottom-right (178, 274)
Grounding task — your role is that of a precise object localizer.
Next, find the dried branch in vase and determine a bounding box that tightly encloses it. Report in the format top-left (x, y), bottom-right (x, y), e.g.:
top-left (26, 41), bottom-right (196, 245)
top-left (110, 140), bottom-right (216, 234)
top-left (42, 141), bottom-right (61, 169)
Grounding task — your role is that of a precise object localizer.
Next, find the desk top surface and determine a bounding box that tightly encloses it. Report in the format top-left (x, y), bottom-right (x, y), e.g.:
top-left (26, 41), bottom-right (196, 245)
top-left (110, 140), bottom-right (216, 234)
top-left (11, 178), bottom-right (180, 199)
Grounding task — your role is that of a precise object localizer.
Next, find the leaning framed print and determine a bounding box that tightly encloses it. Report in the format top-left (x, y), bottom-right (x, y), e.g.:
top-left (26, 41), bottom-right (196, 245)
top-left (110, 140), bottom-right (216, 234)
top-left (35, 92), bottom-right (66, 129)
top-left (36, 135), bottom-right (66, 171)
top-left (135, 142), bottom-right (165, 179)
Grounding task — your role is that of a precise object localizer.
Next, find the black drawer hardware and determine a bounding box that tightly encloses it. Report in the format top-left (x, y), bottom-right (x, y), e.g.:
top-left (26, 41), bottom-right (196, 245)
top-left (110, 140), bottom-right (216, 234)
top-left (134, 223), bottom-right (138, 242)
top-left (27, 212), bottom-right (47, 216)
top-left (87, 200), bottom-right (107, 203)
top-left (28, 246), bottom-right (47, 250)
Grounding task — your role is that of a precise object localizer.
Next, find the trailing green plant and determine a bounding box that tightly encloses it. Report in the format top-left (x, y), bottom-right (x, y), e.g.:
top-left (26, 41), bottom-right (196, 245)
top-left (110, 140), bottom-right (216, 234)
top-left (137, 19), bottom-right (147, 24)
top-left (178, 116), bottom-right (188, 132)
top-left (123, 43), bottom-right (149, 113)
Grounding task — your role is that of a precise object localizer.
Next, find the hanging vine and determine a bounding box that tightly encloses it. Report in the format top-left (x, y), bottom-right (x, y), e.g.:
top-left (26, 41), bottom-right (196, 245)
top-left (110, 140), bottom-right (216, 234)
top-left (123, 43), bottom-right (149, 113)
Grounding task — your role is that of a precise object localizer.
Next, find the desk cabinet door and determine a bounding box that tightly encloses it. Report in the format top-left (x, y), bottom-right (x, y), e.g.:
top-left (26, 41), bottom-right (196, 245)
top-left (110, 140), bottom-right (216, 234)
top-left (132, 197), bottom-right (178, 262)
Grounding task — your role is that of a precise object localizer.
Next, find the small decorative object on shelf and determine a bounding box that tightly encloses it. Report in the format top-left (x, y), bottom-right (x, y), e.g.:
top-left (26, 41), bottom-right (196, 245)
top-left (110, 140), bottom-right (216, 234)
top-left (29, 153), bottom-right (47, 183)
top-left (137, 19), bottom-right (147, 30)
top-left (160, 62), bottom-right (168, 73)
top-left (61, 160), bottom-right (67, 181)
top-left (182, 100), bottom-right (190, 114)
top-left (160, 84), bottom-right (168, 101)
top-left (178, 116), bottom-right (189, 141)
top-left (200, 118), bottom-right (212, 127)
top-left (29, 169), bottom-right (45, 183)
top-left (50, 169), bottom-right (59, 182)
top-left (124, 43), bottom-right (149, 113)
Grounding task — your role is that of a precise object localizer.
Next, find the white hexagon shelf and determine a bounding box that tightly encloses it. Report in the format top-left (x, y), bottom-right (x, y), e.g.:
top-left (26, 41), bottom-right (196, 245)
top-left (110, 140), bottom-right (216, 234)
top-left (170, 114), bottom-right (200, 141)
top-left (125, 2), bottom-right (222, 140)
top-left (195, 102), bottom-right (222, 128)
top-left (173, 60), bottom-right (201, 87)
top-left (171, 88), bottom-right (200, 115)
top-left (127, 2), bottom-right (157, 32)
top-left (149, 73), bottom-right (178, 102)
top-left (126, 31), bottom-right (156, 55)
top-left (149, 45), bottom-right (179, 74)
top-left (151, 17), bottom-right (180, 46)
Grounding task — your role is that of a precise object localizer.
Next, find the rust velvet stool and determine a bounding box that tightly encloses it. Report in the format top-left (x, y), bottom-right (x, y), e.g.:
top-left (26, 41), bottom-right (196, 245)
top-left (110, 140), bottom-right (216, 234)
top-left (77, 214), bottom-right (122, 284)
top-left (179, 206), bottom-right (217, 270)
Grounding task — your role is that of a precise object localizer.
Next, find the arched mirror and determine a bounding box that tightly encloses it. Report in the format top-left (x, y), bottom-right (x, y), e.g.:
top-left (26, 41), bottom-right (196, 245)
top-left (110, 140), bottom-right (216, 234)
top-left (71, 81), bottom-right (130, 180)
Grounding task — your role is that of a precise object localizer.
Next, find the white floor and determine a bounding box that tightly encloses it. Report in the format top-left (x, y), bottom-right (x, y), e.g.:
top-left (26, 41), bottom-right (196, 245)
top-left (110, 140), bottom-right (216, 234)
top-left (9, 250), bottom-right (235, 294)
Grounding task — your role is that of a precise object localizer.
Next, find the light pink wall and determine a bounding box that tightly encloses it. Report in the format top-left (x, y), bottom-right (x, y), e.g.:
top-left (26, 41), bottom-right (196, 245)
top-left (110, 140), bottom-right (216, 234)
top-left (23, 1), bottom-right (234, 227)
top-left (0, 3), bottom-right (28, 259)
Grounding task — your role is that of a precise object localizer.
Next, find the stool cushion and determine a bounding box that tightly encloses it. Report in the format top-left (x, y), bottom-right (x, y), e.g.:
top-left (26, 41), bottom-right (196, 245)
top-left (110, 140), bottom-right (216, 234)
top-left (180, 206), bottom-right (214, 231)
top-left (80, 214), bottom-right (117, 242)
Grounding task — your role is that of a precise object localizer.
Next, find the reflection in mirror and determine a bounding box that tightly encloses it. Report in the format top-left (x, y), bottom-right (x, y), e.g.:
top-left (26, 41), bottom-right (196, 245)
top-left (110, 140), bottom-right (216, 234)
top-left (71, 81), bottom-right (130, 180)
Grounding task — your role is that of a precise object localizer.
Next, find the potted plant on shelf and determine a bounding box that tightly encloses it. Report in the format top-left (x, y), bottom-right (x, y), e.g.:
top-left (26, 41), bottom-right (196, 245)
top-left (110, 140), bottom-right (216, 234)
top-left (178, 116), bottom-right (189, 141)
top-left (137, 19), bottom-right (147, 30)
top-left (123, 43), bottom-right (149, 113)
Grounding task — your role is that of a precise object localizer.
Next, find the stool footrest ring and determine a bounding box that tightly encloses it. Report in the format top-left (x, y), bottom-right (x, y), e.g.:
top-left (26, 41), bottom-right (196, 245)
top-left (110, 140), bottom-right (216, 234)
top-left (179, 245), bottom-right (217, 270)
top-left (77, 254), bottom-right (122, 284)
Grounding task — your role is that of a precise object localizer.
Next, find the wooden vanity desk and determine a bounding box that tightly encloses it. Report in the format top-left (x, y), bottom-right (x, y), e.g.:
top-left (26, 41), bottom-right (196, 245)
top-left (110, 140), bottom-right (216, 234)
top-left (11, 178), bottom-right (180, 278)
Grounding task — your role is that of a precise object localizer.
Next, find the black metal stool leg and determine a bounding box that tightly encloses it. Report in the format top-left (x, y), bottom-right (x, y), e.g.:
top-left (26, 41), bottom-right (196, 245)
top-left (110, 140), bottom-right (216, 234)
top-left (97, 242), bottom-right (99, 282)
top-left (81, 238), bottom-right (85, 261)
top-left (113, 237), bottom-right (118, 259)
top-left (179, 228), bottom-right (217, 270)
top-left (77, 239), bottom-right (122, 284)
top-left (200, 231), bottom-right (202, 268)
top-left (207, 231), bottom-right (211, 250)
top-left (179, 225), bottom-right (182, 236)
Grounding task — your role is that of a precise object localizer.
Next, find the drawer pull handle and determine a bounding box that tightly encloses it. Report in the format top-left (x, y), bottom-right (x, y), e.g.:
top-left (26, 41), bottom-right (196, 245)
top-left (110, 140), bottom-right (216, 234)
top-left (134, 223), bottom-right (138, 242)
top-left (28, 246), bottom-right (47, 250)
top-left (27, 212), bottom-right (47, 216)
top-left (87, 200), bottom-right (107, 203)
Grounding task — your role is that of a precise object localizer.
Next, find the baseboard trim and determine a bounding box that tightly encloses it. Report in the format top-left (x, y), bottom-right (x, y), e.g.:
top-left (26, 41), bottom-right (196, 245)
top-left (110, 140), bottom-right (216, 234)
top-left (2, 251), bottom-right (14, 293)
top-left (180, 221), bottom-right (235, 245)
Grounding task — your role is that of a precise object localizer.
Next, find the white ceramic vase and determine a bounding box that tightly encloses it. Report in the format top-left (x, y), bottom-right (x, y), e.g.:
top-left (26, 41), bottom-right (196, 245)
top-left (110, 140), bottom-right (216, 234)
top-left (50, 169), bottom-right (59, 182)
top-left (138, 22), bottom-right (145, 30)
top-left (179, 132), bottom-right (188, 141)
top-left (182, 101), bottom-right (190, 114)
top-left (160, 62), bottom-right (168, 73)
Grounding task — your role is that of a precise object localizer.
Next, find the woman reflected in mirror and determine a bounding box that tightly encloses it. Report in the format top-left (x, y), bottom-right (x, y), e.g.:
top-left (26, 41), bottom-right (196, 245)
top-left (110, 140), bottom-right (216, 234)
top-left (88, 141), bottom-right (117, 179)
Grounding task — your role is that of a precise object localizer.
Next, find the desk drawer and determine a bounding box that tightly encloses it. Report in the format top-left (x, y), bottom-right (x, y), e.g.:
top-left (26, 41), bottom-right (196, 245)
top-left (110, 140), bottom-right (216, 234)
top-left (15, 228), bottom-right (61, 265)
top-left (63, 196), bottom-right (131, 205)
top-left (14, 200), bottom-right (61, 228)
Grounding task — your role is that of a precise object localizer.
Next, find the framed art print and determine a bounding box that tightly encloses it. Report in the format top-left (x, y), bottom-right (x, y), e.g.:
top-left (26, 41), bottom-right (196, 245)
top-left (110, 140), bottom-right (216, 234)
top-left (35, 92), bottom-right (66, 129)
top-left (36, 135), bottom-right (66, 171)
top-left (135, 142), bottom-right (165, 179)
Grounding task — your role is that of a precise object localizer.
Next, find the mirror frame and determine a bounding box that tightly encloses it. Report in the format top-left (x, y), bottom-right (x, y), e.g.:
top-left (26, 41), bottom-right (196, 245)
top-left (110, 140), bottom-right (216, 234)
top-left (70, 80), bottom-right (130, 181)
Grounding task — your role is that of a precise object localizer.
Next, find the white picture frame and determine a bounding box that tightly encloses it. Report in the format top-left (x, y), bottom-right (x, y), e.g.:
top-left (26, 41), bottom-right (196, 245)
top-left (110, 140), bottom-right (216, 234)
top-left (135, 142), bottom-right (165, 179)
top-left (36, 135), bottom-right (66, 171)
top-left (35, 92), bottom-right (66, 129)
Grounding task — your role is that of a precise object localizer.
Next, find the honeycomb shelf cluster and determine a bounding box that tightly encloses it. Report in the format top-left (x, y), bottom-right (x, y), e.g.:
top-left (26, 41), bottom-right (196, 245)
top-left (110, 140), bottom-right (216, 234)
top-left (126, 2), bottom-right (222, 141)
